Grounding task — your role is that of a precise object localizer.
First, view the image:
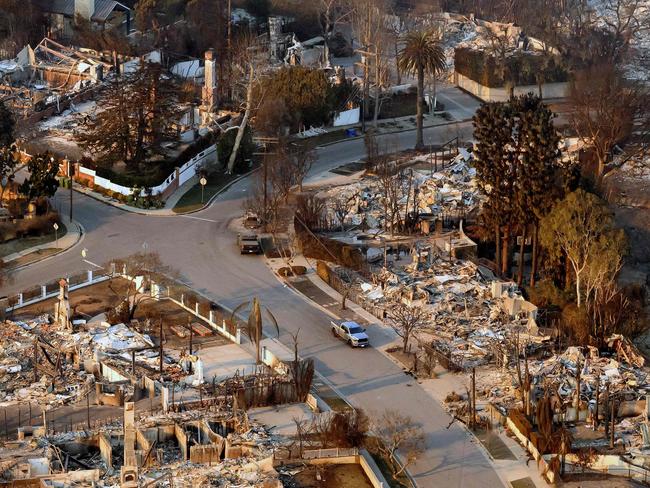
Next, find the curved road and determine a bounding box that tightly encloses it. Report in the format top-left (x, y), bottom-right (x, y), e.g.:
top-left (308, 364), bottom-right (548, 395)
top-left (4, 120), bottom-right (506, 488)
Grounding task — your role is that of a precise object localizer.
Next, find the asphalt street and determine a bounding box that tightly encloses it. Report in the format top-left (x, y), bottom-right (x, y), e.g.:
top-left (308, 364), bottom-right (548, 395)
top-left (2, 93), bottom-right (504, 487)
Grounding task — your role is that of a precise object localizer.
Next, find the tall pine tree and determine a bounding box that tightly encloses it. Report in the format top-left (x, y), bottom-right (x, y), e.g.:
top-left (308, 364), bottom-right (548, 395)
top-left (473, 94), bottom-right (562, 282)
top-left (514, 94), bottom-right (561, 285)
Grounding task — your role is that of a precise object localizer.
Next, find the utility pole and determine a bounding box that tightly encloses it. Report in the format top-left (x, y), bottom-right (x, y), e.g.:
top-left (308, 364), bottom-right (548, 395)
top-left (86, 393), bottom-right (90, 430)
top-left (594, 373), bottom-right (600, 429)
top-left (159, 318), bottom-right (164, 375)
top-left (373, 43), bottom-right (381, 128)
top-left (263, 154), bottom-right (268, 232)
top-left (33, 340), bottom-right (38, 383)
top-left (227, 0), bottom-right (232, 100)
top-left (610, 397), bottom-right (616, 448)
top-left (69, 169), bottom-right (73, 221)
top-left (188, 318), bottom-right (194, 356)
top-left (227, 0), bottom-right (232, 57)
top-left (604, 383), bottom-right (610, 438)
top-left (471, 367), bottom-right (477, 429)
top-left (66, 158), bottom-right (73, 222)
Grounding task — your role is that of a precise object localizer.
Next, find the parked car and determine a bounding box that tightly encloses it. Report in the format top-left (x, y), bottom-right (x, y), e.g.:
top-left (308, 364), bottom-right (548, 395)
top-left (243, 213), bottom-right (261, 229)
top-left (330, 320), bottom-right (369, 347)
top-left (237, 233), bottom-right (261, 254)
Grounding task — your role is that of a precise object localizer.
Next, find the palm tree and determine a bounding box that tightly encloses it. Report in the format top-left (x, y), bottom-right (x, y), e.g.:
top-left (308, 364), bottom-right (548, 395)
top-left (231, 297), bottom-right (280, 364)
top-left (398, 31), bottom-right (447, 150)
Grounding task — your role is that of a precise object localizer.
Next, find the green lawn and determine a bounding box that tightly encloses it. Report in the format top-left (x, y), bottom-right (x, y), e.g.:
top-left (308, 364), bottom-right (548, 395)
top-left (0, 222), bottom-right (67, 259)
top-left (172, 170), bottom-right (250, 213)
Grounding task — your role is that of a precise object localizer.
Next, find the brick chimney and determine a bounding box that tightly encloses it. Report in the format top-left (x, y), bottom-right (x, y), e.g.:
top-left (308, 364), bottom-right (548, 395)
top-left (202, 49), bottom-right (217, 114)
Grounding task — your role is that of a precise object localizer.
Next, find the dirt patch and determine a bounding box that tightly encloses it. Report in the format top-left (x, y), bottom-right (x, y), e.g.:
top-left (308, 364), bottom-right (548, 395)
top-left (11, 278), bottom-right (230, 351)
top-left (386, 347), bottom-right (416, 370)
top-left (137, 299), bottom-right (230, 350)
top-left (291, 464), bottom-right (373, 488)
top-left (12, 278), bottom-right (128, 319)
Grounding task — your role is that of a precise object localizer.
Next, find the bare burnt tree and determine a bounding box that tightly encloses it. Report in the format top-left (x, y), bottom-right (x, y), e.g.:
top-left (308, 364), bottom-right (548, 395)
top-left (289, 329), bottom-right (315, 402)
top-left (569, 64), bottom-right (648, 178)
top-left (332, 193), bottom-right (357, 231)
top-left (371, 409), bottom-right (425, 480)
top-left (377, 159), bottom-right (405, 235)
top-left (388, 302), bottom-right (432, 352)
top-left (317, 0), bottom-right (354, 67)
top-left (311, 409), bottom-right (369, 448)
top-left (289, 144), bottom-right (316, 192)
top-left (108, 251), bottom-right (178, 323)
top-left (227, 33), bottom-right (268, 173)
top-left (296, 194), bottom-right (328, 231)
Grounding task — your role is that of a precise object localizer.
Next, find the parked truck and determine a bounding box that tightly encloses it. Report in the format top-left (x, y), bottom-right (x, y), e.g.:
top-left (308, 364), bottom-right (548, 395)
top-left (237, 233), bottom-right (261, 255)
top-left (330, 320), bottom-right (369, 348)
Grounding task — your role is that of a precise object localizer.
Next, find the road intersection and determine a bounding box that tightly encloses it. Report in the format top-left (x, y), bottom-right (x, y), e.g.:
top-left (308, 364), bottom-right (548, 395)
top-left (3, 91), bottom-right (507, 487)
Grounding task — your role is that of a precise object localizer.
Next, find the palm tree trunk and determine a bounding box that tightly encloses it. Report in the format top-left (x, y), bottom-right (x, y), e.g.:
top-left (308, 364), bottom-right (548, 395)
top-left (394, 41), bottom-right (401, 85)
top-left (416, 65), bottom-right (424, 150)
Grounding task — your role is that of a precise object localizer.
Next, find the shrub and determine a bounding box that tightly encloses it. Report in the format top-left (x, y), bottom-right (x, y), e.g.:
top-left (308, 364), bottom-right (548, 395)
top-left (561, 303), bottom-right (591, 345)
top-left (527, 279), bottom-right (574, 309)
top-left (92, 132), bottom-right (217, 188)
top-left (1, 213), bottom-right (60, 242)
top-left (277, 265), bottom-right (307, 277)
top-left (254, 66), bottom-right (338, 132)
top-left (454, 47), bottom-right (568, 88)
top-left (312, 410), bottom-right (369, 448)
top-left (0, 223), bottom-right (17, 242)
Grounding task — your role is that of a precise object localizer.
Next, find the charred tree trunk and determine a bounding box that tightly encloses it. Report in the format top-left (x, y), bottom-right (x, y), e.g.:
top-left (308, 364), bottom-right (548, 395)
top-left (517, 227), bottom-right (526, 287)
top-left (495, 224), bottom-right (502, 277)
top-left (530, 224), bottom-right (539, 288)
top-left (501, 228), bottom-right (511, 277)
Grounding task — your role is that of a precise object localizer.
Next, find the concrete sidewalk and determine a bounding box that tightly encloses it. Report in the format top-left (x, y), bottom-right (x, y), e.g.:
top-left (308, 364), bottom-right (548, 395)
top-left (72, 183), bottom-right (178, 216)
top-left (71, 168), bottom-right (254, 217)
top-left (2, 214), bottom-right (83, 266)
top-left (271, 256), bottom-right (548, 488)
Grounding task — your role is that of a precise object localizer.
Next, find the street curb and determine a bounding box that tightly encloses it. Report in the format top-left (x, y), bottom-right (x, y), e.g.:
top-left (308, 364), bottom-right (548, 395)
top-left (172, 165), bottom-right (261, 215)
top-left (263, 261), bottom-right (420, 488)
top-left (5, 220), bottom-right (85, 272)
top-left (72, 166), bottom-right (260, 217)
top-left (291, 266), bottom-right (506, 488)
top-left (314, 118), bottom-right (472, 148)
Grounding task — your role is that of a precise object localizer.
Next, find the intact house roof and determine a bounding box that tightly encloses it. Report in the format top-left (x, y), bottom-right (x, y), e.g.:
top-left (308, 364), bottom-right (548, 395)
top-left (34, 0), bottom-right (130, 22)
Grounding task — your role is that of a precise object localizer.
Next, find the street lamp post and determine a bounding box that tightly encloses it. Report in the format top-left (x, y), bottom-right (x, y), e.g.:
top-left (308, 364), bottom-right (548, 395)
top-left (199, 176), bottom-right (207, 204)
top-left (53, 222), bottom-right (59, 249)
top-left (68, 159), bottom-right (73, 222)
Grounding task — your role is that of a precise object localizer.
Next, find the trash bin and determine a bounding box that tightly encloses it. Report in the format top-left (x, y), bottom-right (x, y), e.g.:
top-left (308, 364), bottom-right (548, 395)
top-left (346, 128), bottom-right (357, 137)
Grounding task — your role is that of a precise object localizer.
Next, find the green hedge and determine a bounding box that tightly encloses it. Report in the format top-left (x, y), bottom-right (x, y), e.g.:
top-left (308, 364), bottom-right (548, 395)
top-left (454, 47), bottom-right (568, 88)
top-left (93, 132), bottom-right (217, 189)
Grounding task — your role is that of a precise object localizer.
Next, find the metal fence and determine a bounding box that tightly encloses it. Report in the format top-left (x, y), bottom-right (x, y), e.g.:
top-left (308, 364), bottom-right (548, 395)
top-left (563, 461), bottom-right (650, 485)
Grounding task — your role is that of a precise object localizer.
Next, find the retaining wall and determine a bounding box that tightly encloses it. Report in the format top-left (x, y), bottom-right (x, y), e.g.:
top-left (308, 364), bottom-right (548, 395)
top-left (454, 72), bottom-right (569, 102)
